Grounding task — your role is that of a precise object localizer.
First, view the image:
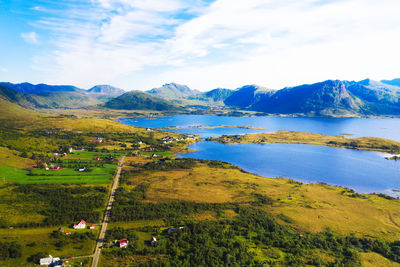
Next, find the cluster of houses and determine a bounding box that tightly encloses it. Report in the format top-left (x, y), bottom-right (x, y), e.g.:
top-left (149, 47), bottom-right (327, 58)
top-left (72, 219), bottom-right (95, 230)
top-left (39, 255), bottom-right (62, 266)
top-left (161, 135), bottom-right (199, 144)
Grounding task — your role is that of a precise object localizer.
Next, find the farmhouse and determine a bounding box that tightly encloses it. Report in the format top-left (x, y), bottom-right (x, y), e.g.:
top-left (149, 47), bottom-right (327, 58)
top-left (73, 219), bottom-right (86, 229)
top-left (39, 255), bottom-right (61, 266)
top-left (68, 147), bottom-right (73, 153)
top-left (89, 224), bottom-right (95, 229)
top-left (62, 153), bottom-right (67, 157)
top-left (94, 157), bottom-right (100, 161)
top-left (119, 238), bottom-right (128, 248)
top-left (150, 237), bottom-right (157, 246)
top-left (78, 167), bottom-right (86, 172)
top-left (96, 137), bottom-right (103, 143)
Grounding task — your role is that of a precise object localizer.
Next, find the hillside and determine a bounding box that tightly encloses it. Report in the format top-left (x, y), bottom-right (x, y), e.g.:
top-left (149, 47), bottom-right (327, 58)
top-left (104, 90), bottom-right (181, 111)
top-left (0, 82), bottom-right (83, 94)
top-left (215, 79), bottom-right (400, 116)
top-left (224, 85), bottom-right (276, 109)
top-left (250, 80), bottom-right (359, 115)
top-left (0, 82), bottom-right (121, 109)
top-left (146, 82), bottom-right (200, 99)
top-left (87, 85), bottom-right (125, 95)
top-left (189, 88), bottom-right (234, 103)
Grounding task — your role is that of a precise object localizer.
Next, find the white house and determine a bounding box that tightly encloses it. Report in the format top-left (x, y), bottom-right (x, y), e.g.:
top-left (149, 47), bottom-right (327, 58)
top-left (73, 219), bottom-right (86, 229)
top-left (79, 167), bottom-right (86, 172)
top-left (40, 255), bottom-right (61, 266)
top-left (68, 147), bottom-right (73, 153)
top-left (119, 238), bottom-right (128, 248)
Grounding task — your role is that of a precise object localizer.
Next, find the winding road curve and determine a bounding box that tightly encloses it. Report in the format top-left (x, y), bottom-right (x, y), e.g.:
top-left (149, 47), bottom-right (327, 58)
top-left (91, 155), bottom-right (126, 267)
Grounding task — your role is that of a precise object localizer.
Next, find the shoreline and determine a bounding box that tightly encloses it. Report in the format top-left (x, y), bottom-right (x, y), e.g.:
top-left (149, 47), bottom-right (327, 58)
top-left (206, 130), bottom-right (400, 154)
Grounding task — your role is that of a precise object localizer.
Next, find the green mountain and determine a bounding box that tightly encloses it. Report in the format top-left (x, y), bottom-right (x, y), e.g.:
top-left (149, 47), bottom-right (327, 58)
top-left (104, 91), bottom-right (181, 111)
top-left (188, 88), bottom-right (234, 103)
top-left (224, 85), bottom-right (276, 109)
top-left (0, 82), bottom-right (123, 109)
top-left (250, 80), bottom-right (360, 115)
top-left (87, 84), bottom-right (125, 95)
top-left (227, 80), bottom-right (400, 116)
top-left (146, 83), bottom-right (200, 99)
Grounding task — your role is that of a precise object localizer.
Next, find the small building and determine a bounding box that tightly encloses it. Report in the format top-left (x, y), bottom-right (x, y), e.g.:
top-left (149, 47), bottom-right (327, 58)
top-left (89, 224), bottom-right (95, 229)
top-left (73, 219), bottom-right (86, 229)
top-left (78, 167), bottom-right (86, 172)
top-left (68, 147), bottom-right (73, 153)
top-left (119, 238), bottom-right (128, 248)
top-left (150, 237), bottom-right (157, 247)
top-left (58, 227), bottom-right (64, 233)
top-left (96, 137), bottom-right (103, 143)
top-left (40, 255), bottom-right (61, 266)
top-left (94, 157), bottom-right (100, 161)
top-left (75, 147), bottom-right (85, 151)
top-left (53, 152), bottom-right (58, 156)
top-left (51, 166), bottom-right (61, 170)
top-left (62, 153), bottom-right (67, 157)
top-left (152, 154), bottom-right (157, 158)
top-left (65, 232), bottom-right (71, 235)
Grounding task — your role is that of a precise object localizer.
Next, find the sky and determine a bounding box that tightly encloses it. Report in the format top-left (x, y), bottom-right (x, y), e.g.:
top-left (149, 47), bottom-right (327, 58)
top-left (0, 0), bottom-right (400, 91)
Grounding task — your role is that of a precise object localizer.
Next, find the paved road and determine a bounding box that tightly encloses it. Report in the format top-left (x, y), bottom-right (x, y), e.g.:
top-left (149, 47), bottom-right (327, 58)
top-left (91, 155), bottom-right (126, 267)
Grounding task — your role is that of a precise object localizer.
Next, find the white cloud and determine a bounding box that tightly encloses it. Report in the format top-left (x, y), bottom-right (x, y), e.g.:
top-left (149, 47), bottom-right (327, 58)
top-left (21, 31), bottom-right (39, 44)
top-left (27, 0), bottom-right (400, 90)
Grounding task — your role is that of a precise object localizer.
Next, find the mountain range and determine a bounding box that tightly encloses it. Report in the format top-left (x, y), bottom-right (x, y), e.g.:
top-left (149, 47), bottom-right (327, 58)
top-left (0, 82), bottom-right (125, 109)
top-left (1, 79), bottom-right (400, 116)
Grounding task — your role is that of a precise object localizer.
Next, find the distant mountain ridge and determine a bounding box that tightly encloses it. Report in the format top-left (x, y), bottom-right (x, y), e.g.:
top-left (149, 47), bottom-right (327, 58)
top-left (0, 82), bottom-right (124, 108)
top-left (2, 78), bottom-right (400, 116)
top-left (87, 85), bottom-right (125, 95)
top-left (223, 79), bottom-right (400, 116)
top-left (146, 83), bottom-right (200, 99)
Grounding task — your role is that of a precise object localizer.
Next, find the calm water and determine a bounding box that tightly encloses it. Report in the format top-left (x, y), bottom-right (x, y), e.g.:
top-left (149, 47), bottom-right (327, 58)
top-left (121, 115), bottom-right (400, 140)
top-left (121, 115), bottom-right (400, 195)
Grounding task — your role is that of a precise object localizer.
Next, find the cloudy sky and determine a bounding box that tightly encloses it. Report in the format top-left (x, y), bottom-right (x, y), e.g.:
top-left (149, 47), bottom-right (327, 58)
top-left (1, 0), bottom-right (400, 91)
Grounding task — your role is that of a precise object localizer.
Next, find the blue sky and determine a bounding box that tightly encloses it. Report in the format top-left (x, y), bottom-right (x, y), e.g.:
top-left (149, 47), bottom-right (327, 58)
top-left (1, 0), bottom-right (400, 91)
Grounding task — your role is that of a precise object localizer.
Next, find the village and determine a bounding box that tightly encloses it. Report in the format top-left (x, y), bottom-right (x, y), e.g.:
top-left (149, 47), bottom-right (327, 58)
top-left (35, 134), bottom-right (193, 266)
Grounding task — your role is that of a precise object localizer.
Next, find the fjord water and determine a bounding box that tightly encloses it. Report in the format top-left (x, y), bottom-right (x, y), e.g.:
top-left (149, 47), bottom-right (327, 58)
top-left (122, 115), bottom-right (400, 195)
top-left (122, 115), bottom-right (400, 141)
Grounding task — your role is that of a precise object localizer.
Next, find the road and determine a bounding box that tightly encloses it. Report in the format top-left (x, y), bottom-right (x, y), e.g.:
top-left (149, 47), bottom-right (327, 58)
top-left (91, 155), bottom-right (126, 267)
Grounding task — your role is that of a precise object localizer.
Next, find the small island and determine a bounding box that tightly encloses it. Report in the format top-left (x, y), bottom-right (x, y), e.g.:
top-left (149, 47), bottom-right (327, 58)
top-left (161, 125), bottom-right (264, 130)
top-left (207, 131), bottom-right (400, 154)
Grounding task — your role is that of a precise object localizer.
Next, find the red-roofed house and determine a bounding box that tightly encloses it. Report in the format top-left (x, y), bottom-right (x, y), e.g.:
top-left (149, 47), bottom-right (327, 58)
top-left (73, 219), bottom-right (86, 229)
top-left (89, 224), bottom-right (95, 229)
top-left (119, 239), bottom-right (128, 248)
top-left (94, 157), bottom-right (100, 161)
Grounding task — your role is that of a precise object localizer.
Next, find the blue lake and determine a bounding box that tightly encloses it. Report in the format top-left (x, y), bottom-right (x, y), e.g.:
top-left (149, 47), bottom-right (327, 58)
top-left (121, 115), bottom-right (400, 140)
top-left (121, 115), bottom-right (400, 196)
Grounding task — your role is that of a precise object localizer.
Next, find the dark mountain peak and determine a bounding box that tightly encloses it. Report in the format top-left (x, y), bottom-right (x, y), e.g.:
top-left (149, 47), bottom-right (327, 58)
top-left (88, 85), bottom-right (125, 95)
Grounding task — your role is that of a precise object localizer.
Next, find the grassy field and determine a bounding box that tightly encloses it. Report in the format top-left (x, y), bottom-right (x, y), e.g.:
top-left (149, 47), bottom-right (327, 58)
top-left (0, 226), bottom-right (98, 266)
top-left (209, 130), bottom-right (400, 154)
top-left (123, 161), bottom-right (400, 242)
